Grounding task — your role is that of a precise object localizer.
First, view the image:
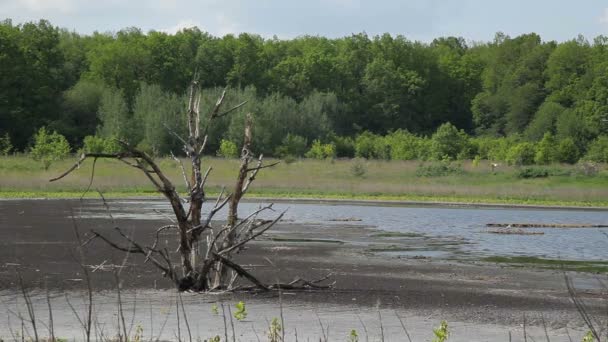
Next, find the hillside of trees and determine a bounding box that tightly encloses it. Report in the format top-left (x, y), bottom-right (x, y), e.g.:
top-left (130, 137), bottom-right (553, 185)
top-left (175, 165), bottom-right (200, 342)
top-left (1, 19), bottom-right (608, 164)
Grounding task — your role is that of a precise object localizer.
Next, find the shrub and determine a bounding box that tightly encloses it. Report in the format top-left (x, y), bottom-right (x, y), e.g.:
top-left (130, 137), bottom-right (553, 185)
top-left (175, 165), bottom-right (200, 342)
top-left (305, 140), bottom-right (336, 159)
top-left (386, 129), bottom-right (421, 160)
top-left (430, 123), bottom-right (470, 160)
top-left (275, 133), bottom-right (307, 157)
top-left (584, 136), bottom-right (608, 163)
top-left (354, 131), bottom-right (379, 159)
top-left (555, 138), bottom-right (579, 164)
top-left (82, 135), bottom-right (120, 154)
top-left (217, 139), bottom-right (239, 158)
top-left (575, 161), bottom-right (599, 177)
top-left (416, 160), bottom-right (464, 177)
top-left (0, 132), bottom-right (12, 155)
top-left (30, 127), bottom-right (71, 170)
top-left (516, 167), bottom-right (550, 179)
top-left (505, 142), bottom-right (536, 166)
top-left (534, 132), bottom-right (557, 165)
top-left (350, 158), bottom-right (367, 178)
top-left (332, 135), bottom-right (355, 158)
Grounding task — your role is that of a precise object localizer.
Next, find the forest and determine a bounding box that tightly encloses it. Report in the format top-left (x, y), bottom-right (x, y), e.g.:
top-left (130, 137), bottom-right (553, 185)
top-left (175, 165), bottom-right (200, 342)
top-left (1, 19), bottom-right (608, 165)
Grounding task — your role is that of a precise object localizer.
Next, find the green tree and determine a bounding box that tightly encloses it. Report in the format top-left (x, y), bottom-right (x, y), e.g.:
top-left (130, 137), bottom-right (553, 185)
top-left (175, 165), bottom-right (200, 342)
top-left (430, 123), bottom-right (470, 160)
top-left (506, 142), bottom-right (536, 166)
top-left (584, 136), bottom-right (608, 163)
top-left (305, 140), bottom-right (336, 159)
top-left (0, 133), bottom-right (13, 155)
top-left (97, 87), bottom-right (132, 141)
top-left (217, 139), bottom-right (239, 158)
top-left (275, 134), bottom-right (307, 157)
top-left (534, 132), bottom-right (557, 164)
top-left (30, 127), bottom-right (71, 170)
top-left (556, 138), bottom-right (579, 164)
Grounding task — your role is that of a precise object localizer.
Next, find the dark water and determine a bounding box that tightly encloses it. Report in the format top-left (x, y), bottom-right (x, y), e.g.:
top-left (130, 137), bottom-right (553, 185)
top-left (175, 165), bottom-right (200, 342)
top-left (77, 199), bottom-right (608, 262)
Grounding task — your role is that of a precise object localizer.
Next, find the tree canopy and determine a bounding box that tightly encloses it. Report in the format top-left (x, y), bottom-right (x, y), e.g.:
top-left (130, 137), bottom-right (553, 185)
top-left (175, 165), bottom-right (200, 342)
top-left (2, 19), bottom-right (608, 165)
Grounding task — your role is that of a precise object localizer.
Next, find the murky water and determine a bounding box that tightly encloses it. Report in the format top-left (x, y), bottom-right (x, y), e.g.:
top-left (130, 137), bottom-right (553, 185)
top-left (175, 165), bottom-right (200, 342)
top-left (79, 199), bottom-right (608, 262)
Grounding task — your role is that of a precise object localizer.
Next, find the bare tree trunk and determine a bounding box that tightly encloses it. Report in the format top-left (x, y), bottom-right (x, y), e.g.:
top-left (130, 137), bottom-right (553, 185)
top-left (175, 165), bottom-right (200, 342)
top-left (52, 78), bottom-right (332, 293)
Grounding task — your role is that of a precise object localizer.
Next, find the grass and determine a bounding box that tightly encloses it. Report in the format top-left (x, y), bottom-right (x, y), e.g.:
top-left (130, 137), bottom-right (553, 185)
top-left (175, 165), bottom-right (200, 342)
top-left (483, 256), bottom-right (608, 274)
top-left (2, 155), bottom-right (608, 207)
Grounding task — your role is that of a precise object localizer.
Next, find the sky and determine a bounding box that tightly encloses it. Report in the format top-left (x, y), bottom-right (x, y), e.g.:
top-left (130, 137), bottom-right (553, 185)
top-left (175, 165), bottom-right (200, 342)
top-left (0, 0), bottom-right (607, 42)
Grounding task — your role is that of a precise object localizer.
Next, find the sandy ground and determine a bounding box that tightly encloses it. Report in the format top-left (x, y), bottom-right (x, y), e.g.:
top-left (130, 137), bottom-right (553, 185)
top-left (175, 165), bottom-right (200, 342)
top-left (0, 199), bottom-right (606, 341)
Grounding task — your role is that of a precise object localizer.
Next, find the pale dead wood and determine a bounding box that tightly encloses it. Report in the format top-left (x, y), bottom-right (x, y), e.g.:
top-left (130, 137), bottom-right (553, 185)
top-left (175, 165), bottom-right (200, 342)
top-left (52, 78), bottom-right (332, 293)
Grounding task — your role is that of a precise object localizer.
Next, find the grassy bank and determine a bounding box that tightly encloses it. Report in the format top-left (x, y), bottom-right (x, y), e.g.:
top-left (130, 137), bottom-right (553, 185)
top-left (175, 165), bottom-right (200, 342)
top-left (1, 155), bottom-right (608, 207)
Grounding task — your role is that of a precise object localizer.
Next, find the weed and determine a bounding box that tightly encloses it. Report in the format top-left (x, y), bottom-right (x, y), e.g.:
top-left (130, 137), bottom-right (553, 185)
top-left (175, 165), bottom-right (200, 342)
top-left (234, 301), bottom-right (247, 321)
top-left (416, 161), bottom-right (463, 177)
top-left (582, 331), bottom-right (595, 342)
top-left (348, 329), bottom-right (359, 342)
top-left (268, 317), bottom-right (282, 342)
top-left (350, 158), bottom-right (367, 178)
top-left (432, 320), bottom-right (449, 342)
top-left (211, 303), bottom-right (219, 315)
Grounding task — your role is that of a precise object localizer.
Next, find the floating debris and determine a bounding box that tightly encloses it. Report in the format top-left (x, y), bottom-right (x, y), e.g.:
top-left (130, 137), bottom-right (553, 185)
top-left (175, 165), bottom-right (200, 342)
top-left (486, 228), bottom-right (544, 235)
top-left (486, 223), bottom-right (608, 228)
top-left (329, 217), bottom-right (362, 222)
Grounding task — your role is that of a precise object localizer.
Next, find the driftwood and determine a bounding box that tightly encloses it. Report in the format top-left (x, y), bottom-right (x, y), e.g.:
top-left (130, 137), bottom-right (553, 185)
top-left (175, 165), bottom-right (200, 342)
top-left (52, 79), bottom-right (332, 292)
top-left (486, 229), bottom-right (544, 236)
top-left (486, 223), bottom-right (608, 229)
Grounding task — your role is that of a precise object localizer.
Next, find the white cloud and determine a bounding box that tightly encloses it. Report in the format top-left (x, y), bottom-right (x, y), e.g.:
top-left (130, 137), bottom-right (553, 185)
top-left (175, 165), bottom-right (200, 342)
top-left (9, 0), bottom-right (75, 13)
top-left (600, 8), bottom-right (608, 25)
top-left (161, 19), bottom-right (202, 34)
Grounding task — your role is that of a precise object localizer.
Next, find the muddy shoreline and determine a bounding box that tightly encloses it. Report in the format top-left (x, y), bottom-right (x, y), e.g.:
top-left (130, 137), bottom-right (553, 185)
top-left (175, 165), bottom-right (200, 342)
top-left (0, 199), bottom-right (606, 340)
top-left (3, 195), bottom-right (608, 211)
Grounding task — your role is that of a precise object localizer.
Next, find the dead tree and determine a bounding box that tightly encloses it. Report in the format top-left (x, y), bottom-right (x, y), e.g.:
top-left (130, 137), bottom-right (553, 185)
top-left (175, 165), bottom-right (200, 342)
top-left (51, 80), bottom-right (332, 292)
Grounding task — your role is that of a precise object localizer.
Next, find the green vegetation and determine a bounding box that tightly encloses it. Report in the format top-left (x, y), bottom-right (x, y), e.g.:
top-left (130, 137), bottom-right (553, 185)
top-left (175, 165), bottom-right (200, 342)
top-left (234, 301), bottom-right (247, 321)
top-left (2, 19), bottom-right (608, 170)
top-left (29, 127), bottom-right (71, 170)
top-left (433, 321), bottom-right (449, 342)
top-left (483, 256), bottom-right (608, 273)
top-left (1, 156), bottom-right (608, 207)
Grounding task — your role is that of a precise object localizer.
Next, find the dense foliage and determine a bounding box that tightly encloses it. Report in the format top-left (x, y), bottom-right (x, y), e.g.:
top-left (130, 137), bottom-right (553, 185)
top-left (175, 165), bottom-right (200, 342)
top-left (1, 19), bottom-right (608, 165)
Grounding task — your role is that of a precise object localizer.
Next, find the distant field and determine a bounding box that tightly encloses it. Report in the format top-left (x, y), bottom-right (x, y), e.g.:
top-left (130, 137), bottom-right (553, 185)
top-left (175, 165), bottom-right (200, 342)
top-left (1, 155), bottom-right (608, 206)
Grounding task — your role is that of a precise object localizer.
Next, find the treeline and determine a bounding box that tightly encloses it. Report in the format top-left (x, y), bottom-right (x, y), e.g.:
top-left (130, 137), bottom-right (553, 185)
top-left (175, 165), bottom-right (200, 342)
top-left (1, 19), bottom-right (608, 164)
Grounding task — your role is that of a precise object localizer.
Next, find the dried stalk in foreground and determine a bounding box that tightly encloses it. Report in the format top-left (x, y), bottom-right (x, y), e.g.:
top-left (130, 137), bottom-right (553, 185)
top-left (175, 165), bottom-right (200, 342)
top-left (52, 79), bottom-right (331, 292)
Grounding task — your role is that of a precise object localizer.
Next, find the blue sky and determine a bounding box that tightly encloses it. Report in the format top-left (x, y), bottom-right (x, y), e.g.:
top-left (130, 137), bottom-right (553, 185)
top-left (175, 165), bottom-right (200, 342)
top-left (1, 0), bottom-right (607, 42)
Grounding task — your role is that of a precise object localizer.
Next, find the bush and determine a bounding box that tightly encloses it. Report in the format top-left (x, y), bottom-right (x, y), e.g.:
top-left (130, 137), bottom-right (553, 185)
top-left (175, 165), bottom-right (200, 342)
top-left (331, 135), bottom-right (355, 158)
top-left (275, 134), bottom-right (307, 157)
top-left (430, 123), bottom-right (470, 160)
top-left (505, 142), bottom-right (536, 166)
top-left (575, 161), bottom-right (599, 177)
top-left (305, 140), bottom-right (336, 159)
top-left (516, 167), bottom-right (550, 178)
top-left (354, 131), bottom-right (379, 159)
top-left (0, 133), bottom-right (13, 155)
top-left (517, 166), bottom-right (571, 178)
top-left (416, 160), bottom-right (464, 177)
top-left (30, 127), bottom-right (71, 170)
top-left (534, 132), bottom-right (557, 165)
top-left (555, 138), bottom-right (579, 164)
top-left (82, 135), bottom-right (120, 154)
top-left (350, 158), bottom-right (367, 178)
top-left (584, 136), bottom-right (608, 163)
top-left (217, 139), bottom-right (239, 158)
top-left (386, 130), bottom-right (422, 160)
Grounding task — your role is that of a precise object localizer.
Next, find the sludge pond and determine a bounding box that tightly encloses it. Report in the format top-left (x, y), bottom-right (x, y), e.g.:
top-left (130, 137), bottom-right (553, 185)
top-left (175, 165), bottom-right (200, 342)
top-left (0, 198), bottom-right (606, 341)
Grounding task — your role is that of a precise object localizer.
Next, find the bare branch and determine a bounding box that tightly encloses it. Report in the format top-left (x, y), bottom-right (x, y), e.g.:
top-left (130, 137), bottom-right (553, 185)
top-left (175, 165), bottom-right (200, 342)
top-left (171, 152), bottom-right (191, 191)
top-left (215, 100), bottom-right (248, 118)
